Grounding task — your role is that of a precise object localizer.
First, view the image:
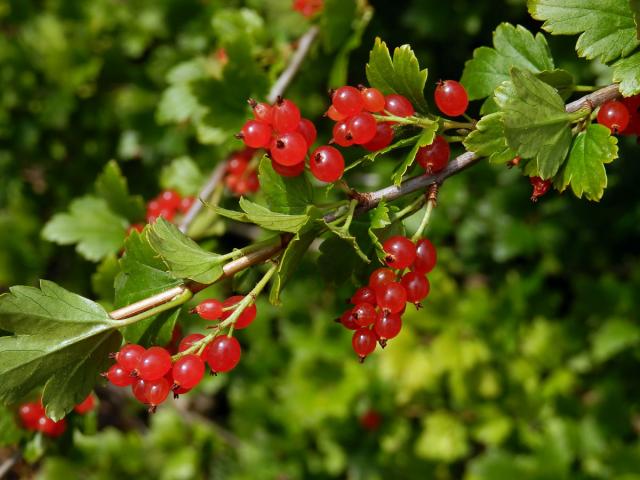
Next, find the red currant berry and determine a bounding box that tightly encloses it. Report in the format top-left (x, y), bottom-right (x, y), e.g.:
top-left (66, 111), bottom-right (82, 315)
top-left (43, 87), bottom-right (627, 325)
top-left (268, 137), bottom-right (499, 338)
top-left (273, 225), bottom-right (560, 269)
top-left (384, 94), bottom-right (415, 118)
top-left (160, 190), bottom-right (181, 210)
top-left (138, 346), bottom-right (172, 381)
top-left (310, 145), bottom-right (345, 182)
top-left (106, 364), bottom-right (134, 387)
top-left (621, 95), bottom-right (640, 135)
top-left (240, 120), bottom-right (272, 148)
top-left (37, 415), bottom-right (66, 438)
top-left (530, 176), bottom-right (551, 202)
top-left (250, 99), bottom-right (274, 125)
top-left (270, 132), bottom-right (308, 166)
top-left (74, 394), bottom-right (96, 414)
top-left (416, 135), bottom-right (450, 173)
top-left (434, 80), bottom-right (469, 117)
top-left (245, 171), bottom-right (260, 193)
top-left (297, 118), bottom-right (317, 148)
top-left (352, 303), bottom-right (377, 327)
top-left (179, 333), bottom-right (209, 355)
top-left (348, 111), bottom-right (377, 144)
top-left (272, 159), bottom-right (305, 177)
top-left (332, 120), bottom-right (354, 147)
top-left (360, 409), bottom-right (382, 431)
top-left (382, 235), bottom-right (417, 269)
top-left (19, 402), bottom-right (45, 430)
top-left (374, 282), bottom-right (408, 314)
top-left (361, 87), bottom-right (386, 113)
top-left (597, 100), bottom-right (631, 133)
top-left (207, 336), bottom-right (242, 373)
top-left (368, 268), bottom-right (396, 290)
top-left (374, 311), bottom-right (402, 340)
top-left (362, 123), bottom-right (395, 152)
top-left (221, 295), bottom-right (257, 329)
top-left (339, 309), bottom-right (359, 330)
top-left (412, 239), bottom-right (437, 274)
top-left (227, 155), bottom-right (249, 175)
top-left (172, 354), bottom-right (205, 390)
top-left (131, 379), bottom-right (149, 404)
top-left (401, 272), bottom-right (430, 304)
top-left (326, 105), bottom-right (347, 122)
top-left (144, 377), bottom-right (171, 407)
top-left (332, 86), bottom-right (364, 116)
top-left (179, 196), bottom-right (196, 213)
top-left (146, 199), bottom-right (163, 222)
top-left (196, 299), bottom-right (223, 321)
top-left (165, 370), bottom-right (190, 396)
top-left (352, 328), bottom-right (377, 360)
top-left (127, 223), bottom-right (144, 236)
top-left (350, 286), bottom-right (377, 306)
top-left (115, 344), bottom-right (145, 372)
top-left (273, 98), bottom-right (301, 133)
top-left (293, 0), bottom-right (324, 17)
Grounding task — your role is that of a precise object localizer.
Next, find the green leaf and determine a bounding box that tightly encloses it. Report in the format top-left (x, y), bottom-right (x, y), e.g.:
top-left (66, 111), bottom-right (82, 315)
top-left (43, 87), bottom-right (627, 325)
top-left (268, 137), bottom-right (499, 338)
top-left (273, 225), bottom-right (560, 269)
top-left (42, 196), bottom-right (128, 262)
top-left (591, 318), bottom-right (640, 362)
top-left (464, 112), bottom-right (517, 164)
top-left (95, 161), bottom-right (145, 221)
top-left (555, 124), bottom-right (618, 201)
top-left (537, 69), bottom-right (576, 100)
top-left (528, 0), bottom-right (639, 63)
top-left (0, 404), bottom-right (22, 446)
top-left (613, 51), bottom-right (640, 96)
top-left (346, 134), bottom-right (423, 172)
top-left (324, 222), bottom-right (370, 263)
top-left (258, 158), bottom-right (313, 214)
top-left (148, 218), bottom-right (226, 284)
top-left (320, 0), bottom-right (357, 53)
top-left (366, 38), bottom-right (429, 113)
top-left (160, 157), bottom-right (204, 197)
top-left (497, 69), bottom-right (573, 179)
top-left (317, 236), bottom-right (360, 286)
top-left (91, 255), bottom-right (120, 303)
top-left (328, 6), bottom-right (373, 87)
top-left (367, 201), bottom-right (393, 263)
top-left (461, 23), bottom-right (555, 100)
top-left (632, 0), bottom-right (640, 38)
top-left (0, 281), bottom-right (122, 420)
top-left (391, 122), bottom-right (438, 185)
top-left (238, 198), bottom-right (311, 233)
top-left (122, 308), bottom-right (181, 348)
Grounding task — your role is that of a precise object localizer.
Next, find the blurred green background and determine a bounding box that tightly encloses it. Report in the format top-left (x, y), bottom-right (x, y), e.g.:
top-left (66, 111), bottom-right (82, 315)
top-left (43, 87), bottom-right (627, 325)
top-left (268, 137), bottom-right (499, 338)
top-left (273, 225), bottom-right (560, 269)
top-left (2, 0), bottom-right (640, 478)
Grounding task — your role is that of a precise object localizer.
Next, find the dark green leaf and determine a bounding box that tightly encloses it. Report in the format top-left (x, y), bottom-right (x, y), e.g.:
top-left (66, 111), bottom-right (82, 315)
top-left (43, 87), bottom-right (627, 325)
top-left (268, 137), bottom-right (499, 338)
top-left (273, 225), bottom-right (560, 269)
top-left (91, 255), bottom-right (120, 303)
top-left (328, 6), bottom-right (373, 87)
top-left (0, 281), bottom-right (122, 420)
top-left (554, 124), bottom-right (618, 201)
top-left (95, 160), bottom-right (145, 221)
top-left (613, 51), bottom-right (640, 96)
top-left (42, 196), bottom-right (128, 262)
top-left (528, 0), bottom-right (639, 63)
top-left (324, 222), bottom-right (370, 263)
top-left (148, 218), bottom-right (226, 284)
top-left (391, 122), bottom-right (438, 185)
top-left (461, 23), bottom-right (555, 100)
top-left (367, 201), bottom-right (393, 263)
top-left (0, 405), bottom-right (22, 446)
top-left (238, 198), bottom-right (311, 233)
top-left (320, 0), bottom-right (357, 53)
top-left (632, 0), bottom-right (640, 38)
top-left (366, 38), bottom-right (429, 113)
top-left (537, 69), bottom-right (575, 100)
top-left (346, 134), bottom-right (423, 172)
top-left (591, 318), bottom-right (640, 362)
top-left (258, 158), bottom-right (313, 214)
top-left (122, 308), bottom-right (181, 348)
top-left (160, 157), bottom-right (205, 196)
top-left (464, 112), bottom-right (517, 164)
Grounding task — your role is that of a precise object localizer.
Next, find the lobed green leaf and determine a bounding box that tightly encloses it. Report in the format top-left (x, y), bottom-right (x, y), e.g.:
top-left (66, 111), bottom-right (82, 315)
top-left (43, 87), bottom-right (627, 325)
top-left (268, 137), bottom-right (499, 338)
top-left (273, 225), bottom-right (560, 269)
top-left (613, 52), bottom-right (640, 96)
top-left (258, 158), bottom-right (313, 215)
top-left (391, 122), bottom-right (438, 185)
top-left (463, 112), bottom-right (517, 164)
top-left (95, 161), bottom-right (145, 222)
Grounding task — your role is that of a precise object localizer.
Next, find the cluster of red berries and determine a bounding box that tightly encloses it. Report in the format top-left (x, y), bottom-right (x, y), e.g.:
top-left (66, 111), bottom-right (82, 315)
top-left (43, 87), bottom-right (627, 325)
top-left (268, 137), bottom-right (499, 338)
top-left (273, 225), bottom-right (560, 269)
top-left (17, 394), bottom-right (95, 438)
top-left (106, 296), bottom-right (256, 411)
top-left (224, 148), bottom-right (260, 196)
top-left (597, 95), bottom-right (640, 137)
top-left (292, 0), bottom-right (323, 17)
top-left (337, 235), bottom-right (437, 361)
top-left (146, 190), bottom-right (195, 223)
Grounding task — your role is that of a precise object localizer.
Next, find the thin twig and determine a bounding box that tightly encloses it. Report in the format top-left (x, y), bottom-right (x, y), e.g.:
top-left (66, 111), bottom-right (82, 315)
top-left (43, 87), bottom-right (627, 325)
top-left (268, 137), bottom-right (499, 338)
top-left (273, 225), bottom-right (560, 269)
top-left (0, 451), bottom-right (20, 479)
top-left (178, 163), bottom-right (226, 233)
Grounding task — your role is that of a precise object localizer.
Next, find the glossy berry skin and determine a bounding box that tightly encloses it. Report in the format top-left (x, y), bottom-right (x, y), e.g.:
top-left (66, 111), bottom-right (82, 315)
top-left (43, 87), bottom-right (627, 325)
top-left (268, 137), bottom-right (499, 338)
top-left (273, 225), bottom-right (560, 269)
top-left (401, 272), bottom-right (430, 304)
top-left (332, 86), bottom-right (364, 116)
top-left (178, 333), bottom-right (212, 359)
top-left (272, 159), bottom-right (305, 177)
top-left (597, 100), bottom-right (630, 133)
top-left (74, 394), bottom-right (96, 414)
top-left (310, 145), bottom-right (345, 182)
top-left (530, 176), bottom-right (552, 202)
top-left (375, 282), bottom-right (408, 314)
top-left (138, 346), bottom-right (172, 381)
top-left (363, 123), bottom-right (395, 152)
top-left (221, 295), bottom-right (257, 329)
top-left (227, 155), bottom-right (249, 175)
top-left (159, 190), bottom-right (181, 210)
top-left (116, 344), bottom-right (145, 372)
top-left (382, 236), bottom-right (417, 269)
top-left (37, 416), bottom-right (67, 438)
top-left (293, 0), bottom-right (324, 17)
top-left (132, 379), bottom-right (149, 404)
top-left (369, 268), bottom-right (396, 290)
top-left (297, 118), bottom-right (317, 148)
top-left (416, 135), bottom-right (450, 173)
top-left (352, 328), bottom-right (377, 359)
top-left (270, 132), bottom-right (307, 166)
top-left (348, 111), bottom-right (378, 144)
top-left (106, 364), bottom-right (134, 387)
top-left (350, 286), bottom-right (377, 306)
top-left (332, 120), bottom-right (354, 147)
top-left (144, 377), bottom-right (171, 406)
top-left (361, 87), bottom-right (386, 112)
top-left (621, 95), bottom-right (640, 135)
top-left (374, 312), bottom-right (402, 340)
top-left (172, 355), bottom-right (205, 389)
top-left (434, 80), bottom-right (469, 117)
top-left (384, 94), bottom-right (415, 118)
top-left (251, 101), bottom-right (273, 124)
top-left (196, 299), bottom-right (223, 321)
top-left (352, 303), bottom-right (377, 327)
top-left (273, 98), bottom-right (301, 133)
top-left (241, 120), bottom-right (272, 148)
top-left (340, 309), bottom-right (359, 330)
top-left (207, 336), bottom-right (242, 373)
top-left (412, 239), bottom-right (437, 274)
top-left (327, 105), bottom-right (347, 121)
top-left (19, 402), bottom-right (45, 430)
